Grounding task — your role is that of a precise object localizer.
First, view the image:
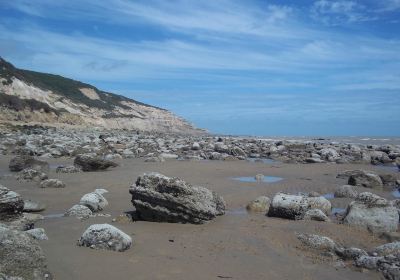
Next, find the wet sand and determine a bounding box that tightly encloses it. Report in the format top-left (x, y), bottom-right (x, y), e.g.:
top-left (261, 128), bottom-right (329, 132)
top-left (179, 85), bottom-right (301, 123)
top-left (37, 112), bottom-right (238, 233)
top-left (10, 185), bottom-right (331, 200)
top-left (1, 156), bottom-right (398, 279)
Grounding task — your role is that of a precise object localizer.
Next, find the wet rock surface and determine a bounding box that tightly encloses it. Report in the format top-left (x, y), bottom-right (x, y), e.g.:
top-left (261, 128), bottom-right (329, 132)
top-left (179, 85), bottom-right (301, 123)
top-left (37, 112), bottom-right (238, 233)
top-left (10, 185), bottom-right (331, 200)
top-left (0, 185), bottom-right (24, 221)
top-left (74, 155), bottom-right (118, 172)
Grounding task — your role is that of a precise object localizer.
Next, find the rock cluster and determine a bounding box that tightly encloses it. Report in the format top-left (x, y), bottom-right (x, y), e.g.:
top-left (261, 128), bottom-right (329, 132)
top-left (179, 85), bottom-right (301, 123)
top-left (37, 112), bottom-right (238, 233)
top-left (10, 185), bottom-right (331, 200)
top-left (129, 173), bottom-right (225, 224)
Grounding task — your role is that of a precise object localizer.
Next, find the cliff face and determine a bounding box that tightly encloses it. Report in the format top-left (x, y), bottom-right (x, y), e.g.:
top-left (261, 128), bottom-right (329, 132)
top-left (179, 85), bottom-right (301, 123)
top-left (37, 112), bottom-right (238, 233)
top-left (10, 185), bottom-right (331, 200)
top-left (0, 57), bottom-right (203, 134)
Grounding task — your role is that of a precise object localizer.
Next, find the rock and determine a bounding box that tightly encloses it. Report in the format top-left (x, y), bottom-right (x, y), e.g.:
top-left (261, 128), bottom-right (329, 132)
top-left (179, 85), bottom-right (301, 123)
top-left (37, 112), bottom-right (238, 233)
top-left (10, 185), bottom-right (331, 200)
top-left (79, 192), bottom-right (108, 212)
top-left (231, 146), bottom-right (246, 157)
top-left (320, 148), bottom-right (340, 162)
top-left (296, 233), bottom-right (336, 253)
top-left (377, 254), bottom-right (400, 280)
top-left (8, 155), bottom-right (49, 172)
top-left (74, 155), bottom-right (118, 172)
top-left (373, 242), bottom-right (400, 256)
top-left (56, 165), bottom-right (81, 173)
top-left (307, 191), bottom-right (321, 197)
top-left (23, 200), bottom-right (46, 212)
top-left (246, 196), bottom-right (270, 212)
top-left (192, 142), bottom-right (200, 150)
top-left (380, 174), bottom-right (399, 187)
top-left (335, 247), bottom-right (367, 260)
top-left (381, 232), bottom-right (400, 243)
top-left (214, 142), bottom-right (229, 153)
top-left (0, 185), bottom-right (23, 221)
top-left (302, 209), bottom-right (330, 222)
top-left (348, 170), bottom-right (383, 189)
top-left (0, 225), bottom-right (52, 279)
top-left (160, 153), bottom-right (178, 159)
top-left (77, 224), bottom-right (132, 252)
top-left (16, 168), bottom-right (48, 181)
top-left (344, 192), bottom-right (398, 234)
top-left (334, 185), bottom-right (358, 198)
top-left (4, 213), bottom-right (44, 231)
top-left (65, 204), bottom-right (92, 219)
top-left (355, 255), bottom-right (383, 270)
top-left (267, 193), bottom-right (331, 220)
top-left (94, 188), bottom-right (108, 195)
top-left (129, 172), bottom-right (225, 224)
top-left (144, 155), bottom-right (165, 162)
top-left (255, 174), bottom-right (264, 182)
top-left (26, 228), bottom-right (48, 240)
top-left (39, 179), bottom-right (65, 188)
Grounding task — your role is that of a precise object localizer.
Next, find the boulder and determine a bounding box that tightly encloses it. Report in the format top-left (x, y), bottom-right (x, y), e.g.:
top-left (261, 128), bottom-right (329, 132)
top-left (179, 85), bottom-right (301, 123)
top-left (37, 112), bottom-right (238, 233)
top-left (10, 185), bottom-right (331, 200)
top-left (74, 155), bottom-right (117, 172)
top-left (355, 255), bottom-right (383, 270)
top-left (246, 196), bottom-right (270, 212)
top-left (8, 155), bottom-right (48, 172)
top-left (296, 233), bottom-right (336, 253)
top-left (335, 247), bottom-right (367, 260)
top-left (79, 192), bottom-right (108, 212)
top-left (348, 170), bottom-right (383, 189)
top-left (55, 165), bottom-right (81, 173)
top-left (0, 185), bottom-right (24, 221)
top-left (129, 173), bottom-right (225, 224)
top-left (373, 242), bottom-right (400, 256)
top-left (344, 192), bottom-right (399, 234)
top-left (334, 185), bottom-right (358, 198)
top-left (65, 204), bottom-right (92, 219)
top-left (23, 200), bottom-right (46, 213)
top-left (302, 209), bottom-right (330, 222)
top-left (26, 228), bottom-right (48, 240)
top-left (0, 225), bottom-right (52, 279)
top-left (77, 224), bottom-right (132, 252)
top-left (39, 179), bottom-right (65, 188)
top-left (267, 193), bottom-right (331, 220)
top-left (16, 169), bottom-right (48, 181)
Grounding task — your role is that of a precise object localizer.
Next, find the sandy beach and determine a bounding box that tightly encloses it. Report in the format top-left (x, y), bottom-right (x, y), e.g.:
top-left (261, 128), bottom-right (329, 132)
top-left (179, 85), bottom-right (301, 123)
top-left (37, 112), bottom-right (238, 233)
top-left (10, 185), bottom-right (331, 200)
top-left (2, 154), bottom-right (398, 279)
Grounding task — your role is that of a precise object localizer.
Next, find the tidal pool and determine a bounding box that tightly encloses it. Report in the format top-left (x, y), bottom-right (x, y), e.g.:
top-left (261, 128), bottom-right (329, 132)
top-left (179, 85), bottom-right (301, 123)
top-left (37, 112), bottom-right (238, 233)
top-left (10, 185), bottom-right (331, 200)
top-left (232, 176), bottom-right (283, 183)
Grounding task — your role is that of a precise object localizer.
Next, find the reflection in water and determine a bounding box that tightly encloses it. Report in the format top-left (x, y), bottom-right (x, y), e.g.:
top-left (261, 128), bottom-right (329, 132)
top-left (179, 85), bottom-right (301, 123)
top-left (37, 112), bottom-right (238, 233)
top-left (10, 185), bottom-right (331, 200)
top-left (392, 189), bottom-right (400, 198)
top-left (232, 176), bottom-right (283, 183)
top-left (322, 193), bottom-right (335, 199)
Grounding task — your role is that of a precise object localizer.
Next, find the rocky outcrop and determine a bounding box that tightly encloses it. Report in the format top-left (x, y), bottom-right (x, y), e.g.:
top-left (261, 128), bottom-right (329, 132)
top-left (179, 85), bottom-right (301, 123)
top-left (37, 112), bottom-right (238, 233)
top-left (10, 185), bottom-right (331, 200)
top-left (77, 224), bottom-right (132, 252)
top-left (267, 193), bottom-right (331, 220)
top-left (0, 185), bottom-right (23, 221)
top-left (74, 155), bottom-right (118, 172)
top-left (129, 173), bottom-right (225, 224)
top-left (0, 224), bottom-right (52, 279)
top-left (343, 192), bottom-right (399, 234)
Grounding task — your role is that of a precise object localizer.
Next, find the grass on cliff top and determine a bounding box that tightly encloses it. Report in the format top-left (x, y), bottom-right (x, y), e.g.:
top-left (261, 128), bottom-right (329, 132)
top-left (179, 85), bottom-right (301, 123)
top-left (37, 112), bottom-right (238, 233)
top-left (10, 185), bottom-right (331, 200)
top-left (0, 57), bottom-right (163, 112)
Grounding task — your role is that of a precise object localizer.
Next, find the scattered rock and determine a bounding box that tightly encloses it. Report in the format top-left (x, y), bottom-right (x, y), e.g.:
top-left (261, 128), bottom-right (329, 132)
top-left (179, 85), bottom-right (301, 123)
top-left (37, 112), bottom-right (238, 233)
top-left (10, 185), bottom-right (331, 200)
top-left (267, 193), bottom-right (331, 220)
top-left (56, 165), bottom-right (81, 173)
top-left (296, 233), bottom-right (336, 253)
top-left (26, 228), bottom-right (48, 240)
top-left (0, 185), bottom-right (24, 221)
top-left (302, 209), bottom-right (330, 222)
top-left (373, 242), bottom-right (400, 256)
top-left (334, 185), bottom-right (358, 198)
top-left (16, 168), bottom-right (48, 181)
top-left (39, 179), bottom-right (65, 188)
top-left (246, 196), bottom-right (270, 213)
top-left (65, 204), bottom-right (92, 219)
top-left (74, 155), bottom-right (118, 172)
top-left (23, 200), bottom-right (46, 212)
top-left (348, 170), bottom-right (383, 189)
top-left (79, 192), bottom-right (108, 212)
top-left (355, 255), bottom-right (383, 270)
top-left (9, 155), bottom-right (49, 172)
top-left (130, 172), bottom-right (225, 224)
top-left (0, 225), bottom-right (52, 279)
top-left (77, 223), bottom-right (132, 252)
top-left (344, 192), bottom-right (398, 234)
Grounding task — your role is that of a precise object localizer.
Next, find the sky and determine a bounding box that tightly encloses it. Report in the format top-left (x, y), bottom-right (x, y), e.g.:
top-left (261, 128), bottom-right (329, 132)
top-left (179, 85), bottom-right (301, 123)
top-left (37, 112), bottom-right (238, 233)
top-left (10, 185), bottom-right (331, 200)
top-left (0, 0), bottom-right (400, 136)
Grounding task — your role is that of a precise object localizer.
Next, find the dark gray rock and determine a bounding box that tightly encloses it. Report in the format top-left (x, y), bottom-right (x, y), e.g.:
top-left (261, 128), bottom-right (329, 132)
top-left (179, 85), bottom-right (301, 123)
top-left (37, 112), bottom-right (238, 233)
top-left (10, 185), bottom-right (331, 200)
top-left (74, 155), bottom-right (118, 172)
top-left (0, 185), bottom-right (23, 221)
top-left (8, 155), bottom-right (48, 172)
top-left (130, 172), bottom-right (225, 224)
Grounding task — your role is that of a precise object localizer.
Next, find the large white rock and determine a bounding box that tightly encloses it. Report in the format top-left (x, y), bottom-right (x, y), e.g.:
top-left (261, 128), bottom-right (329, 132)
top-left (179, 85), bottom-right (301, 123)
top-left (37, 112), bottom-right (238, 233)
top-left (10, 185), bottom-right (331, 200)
top-left (77, 224), bottom-right (132, 252)
top-left (344, 192), bottom-right (399, 234)
top-left (65, 204), bottom-right (92, 219)
top-left (268, 193), bottom-right (331, 220)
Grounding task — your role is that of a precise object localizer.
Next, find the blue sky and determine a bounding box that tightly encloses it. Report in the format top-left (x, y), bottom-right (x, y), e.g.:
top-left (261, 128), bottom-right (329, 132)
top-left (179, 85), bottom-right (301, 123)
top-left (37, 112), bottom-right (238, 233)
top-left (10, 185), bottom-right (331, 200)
top-left (0, 0), bottom-right (399, 136)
